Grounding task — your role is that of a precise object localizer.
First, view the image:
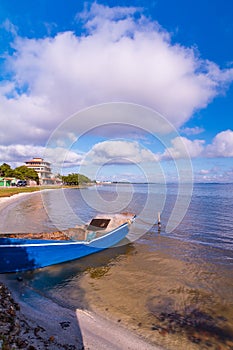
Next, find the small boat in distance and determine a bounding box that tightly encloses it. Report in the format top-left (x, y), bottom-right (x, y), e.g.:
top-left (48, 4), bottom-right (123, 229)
top-left (0, 213), bottom-right (135, 273)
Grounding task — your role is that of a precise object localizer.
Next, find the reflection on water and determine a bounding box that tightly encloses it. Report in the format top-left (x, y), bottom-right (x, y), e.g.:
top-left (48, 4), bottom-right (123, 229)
top-left (12, 243), bottom-right (136, 310)
top-left (0, 192), bottom-right (53, 233)
top-left (2, 184), bottom-right (233, 349)
top-left (1, 184), bottom-right (233, 251)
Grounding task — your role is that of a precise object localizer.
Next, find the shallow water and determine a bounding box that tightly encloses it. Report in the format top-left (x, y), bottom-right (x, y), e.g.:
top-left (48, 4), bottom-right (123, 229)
top-left (2, 184), bottom-right (233, 349)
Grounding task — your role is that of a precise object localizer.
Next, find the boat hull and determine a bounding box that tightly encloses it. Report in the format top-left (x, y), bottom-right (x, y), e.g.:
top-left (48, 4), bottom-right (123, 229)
top-left (0, 223), bottom-right (129, 273)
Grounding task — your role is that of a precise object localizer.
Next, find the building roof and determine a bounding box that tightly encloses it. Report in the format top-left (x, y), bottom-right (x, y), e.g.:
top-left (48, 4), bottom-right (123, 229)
top-left (25, 157), bottom-right (51, 165)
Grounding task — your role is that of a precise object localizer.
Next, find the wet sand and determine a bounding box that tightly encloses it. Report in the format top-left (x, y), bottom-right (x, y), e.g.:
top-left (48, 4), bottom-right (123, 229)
top-left (0, 191), bottom-right (34, 210)
top-left (0, 274), bottom-right (161, 350)
top-left (0, 190), bottom-right (56, 233)
top-left (0, 193), bottom-right (163, 349)
top-left (71, 239), bottom-right (233, 350)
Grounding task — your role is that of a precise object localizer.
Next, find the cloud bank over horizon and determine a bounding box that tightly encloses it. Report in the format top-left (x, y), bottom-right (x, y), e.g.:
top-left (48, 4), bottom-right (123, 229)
top-left (0, 131), bottom-right (233, 185)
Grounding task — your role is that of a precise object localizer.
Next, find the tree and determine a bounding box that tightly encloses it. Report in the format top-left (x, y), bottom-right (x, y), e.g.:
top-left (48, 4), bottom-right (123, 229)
top-left (13, 166), bottom-right (39, 183)
top-left (61, 173), bottom-right (91, 185)
top-left (0, 163), bottom-right (14, 177)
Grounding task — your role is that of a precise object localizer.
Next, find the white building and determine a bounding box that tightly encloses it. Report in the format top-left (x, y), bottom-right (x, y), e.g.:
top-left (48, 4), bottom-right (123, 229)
top-left (25, 157), bottom-right (54, 185)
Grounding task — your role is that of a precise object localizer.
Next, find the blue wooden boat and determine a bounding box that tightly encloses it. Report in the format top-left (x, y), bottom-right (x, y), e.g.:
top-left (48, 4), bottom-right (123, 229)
top-left (0, 214), bottom-right (135, 273)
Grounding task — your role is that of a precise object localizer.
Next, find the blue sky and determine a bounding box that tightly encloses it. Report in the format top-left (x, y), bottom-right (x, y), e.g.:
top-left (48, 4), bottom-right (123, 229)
top-left (0, 0), bottom-right (233, 182)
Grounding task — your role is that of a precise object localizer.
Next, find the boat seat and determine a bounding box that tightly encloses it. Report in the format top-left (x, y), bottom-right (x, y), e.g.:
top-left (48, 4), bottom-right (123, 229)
top-left (87, 218), bottom-right (111, 231)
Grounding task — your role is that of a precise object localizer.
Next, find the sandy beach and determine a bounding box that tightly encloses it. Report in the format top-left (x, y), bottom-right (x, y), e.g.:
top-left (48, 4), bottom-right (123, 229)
top-left (0, 192), bottom-right (163, 350)
top-left (0, 188), bottom-right (57, 209)
top-left (0, 274), bottom-right (162, 350)
top-left (0, 191), bottom-right (34, 210)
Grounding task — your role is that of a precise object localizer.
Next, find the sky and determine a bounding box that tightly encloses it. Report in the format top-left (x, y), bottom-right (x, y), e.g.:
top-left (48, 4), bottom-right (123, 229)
top-left (0, 0), bottom-right (233, 182)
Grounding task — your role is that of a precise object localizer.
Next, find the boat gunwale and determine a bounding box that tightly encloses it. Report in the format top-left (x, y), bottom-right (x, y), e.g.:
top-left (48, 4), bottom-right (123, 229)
top-left (0, 221), bottom-right (129, 248)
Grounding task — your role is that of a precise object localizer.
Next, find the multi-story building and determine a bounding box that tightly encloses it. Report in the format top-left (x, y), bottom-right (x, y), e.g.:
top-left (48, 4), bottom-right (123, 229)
top-left (25, 157), bottom-right (54, 185)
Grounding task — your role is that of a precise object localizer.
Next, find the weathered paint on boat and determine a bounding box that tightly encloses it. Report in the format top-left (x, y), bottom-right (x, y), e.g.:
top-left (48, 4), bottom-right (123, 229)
top-left (0, 222), bottom-right (130, 273)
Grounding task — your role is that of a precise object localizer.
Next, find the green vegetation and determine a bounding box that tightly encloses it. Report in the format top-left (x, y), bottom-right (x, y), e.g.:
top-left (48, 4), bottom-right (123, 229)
top-left (61, 173), bottom-right (91, 185)
top-left (0, 163), bottom-right (39, 183)
top-left (0, 163), bottom-right (92, 196)
top-left (0, 185), bottom-right (64, 198)
top-left (0, 186), bottom-right (41, 198)
top-left (13, 165), bottom-right (39, 182)
top-left (0, 163), bottom-right (14, 177)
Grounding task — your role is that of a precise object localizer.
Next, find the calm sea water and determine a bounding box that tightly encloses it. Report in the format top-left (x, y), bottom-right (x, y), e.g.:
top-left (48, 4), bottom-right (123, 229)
top-left (2, 184), bottom-right (233, 349)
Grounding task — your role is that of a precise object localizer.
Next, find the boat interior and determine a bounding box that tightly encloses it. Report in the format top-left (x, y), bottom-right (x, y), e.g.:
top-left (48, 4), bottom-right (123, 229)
top-left (1, 213), bottom-right (134, 242)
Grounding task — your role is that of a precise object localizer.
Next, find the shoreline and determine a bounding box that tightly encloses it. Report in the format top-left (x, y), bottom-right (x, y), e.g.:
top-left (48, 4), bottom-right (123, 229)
top-left (0, 190), bottom-right (36, 209)
top-left (0, 187), bottom-right (57, 212)
top-left (0, 192), bottom-right (164, 350)
top-left (0, 273), bottom-right (162, 350)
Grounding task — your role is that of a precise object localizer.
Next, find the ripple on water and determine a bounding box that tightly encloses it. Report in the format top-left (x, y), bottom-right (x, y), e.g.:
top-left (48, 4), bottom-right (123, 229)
top-left (2, 184), bottom-right (233, 350)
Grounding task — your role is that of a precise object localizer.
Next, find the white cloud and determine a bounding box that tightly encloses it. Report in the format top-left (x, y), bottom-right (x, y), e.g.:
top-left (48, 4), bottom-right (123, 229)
top-left (199, 169), bottom-right (210, 175)
top-left (205, 130), bottom-right (233, 157)
top-left (83, 140), bottom-right (158, 165)
top-left (0, 144), bottom-right (83, 170)
top-left (1, 19), bottom-right (18, 36)
top-left (0, 144), bottom-right (45, 166)
top-left (44, 148), bottom-right (83, 168)
top-left (161, 129), bottom-right (233, 161)
top-left (79, 3), bottom-right (140, 28)
top-left (2, 130), bottom-right (232, 174)
top-left (162, 136), bottom-right (205, 159)
top-left (194, 166), bottom-right (233, 183)
top-left (180, 126), bottom-right (205, 136)
top-left (0, 4), bottom-right (233, 149)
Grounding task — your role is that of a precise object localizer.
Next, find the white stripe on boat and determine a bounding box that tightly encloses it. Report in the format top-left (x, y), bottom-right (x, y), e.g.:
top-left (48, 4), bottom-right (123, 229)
top-left (0, 223), bottom-right (128, 248)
